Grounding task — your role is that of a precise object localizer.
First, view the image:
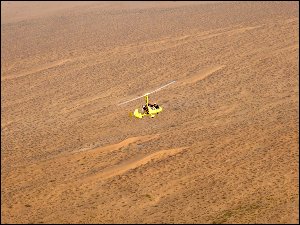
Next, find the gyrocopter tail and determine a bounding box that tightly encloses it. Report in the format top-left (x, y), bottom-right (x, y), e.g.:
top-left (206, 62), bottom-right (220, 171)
top-left (134, 109), bottom-right (143, 119)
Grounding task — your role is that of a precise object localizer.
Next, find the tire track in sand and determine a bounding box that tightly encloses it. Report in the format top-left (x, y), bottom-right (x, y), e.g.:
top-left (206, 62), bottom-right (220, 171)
top-left (74, 134), bottom-right (159, 154)
top-left (180, 65), bottom-right (226, 85)
top-left (1, 59), bottom-right (71, 81)
top-left (82, 147), bottom-right (188, 182)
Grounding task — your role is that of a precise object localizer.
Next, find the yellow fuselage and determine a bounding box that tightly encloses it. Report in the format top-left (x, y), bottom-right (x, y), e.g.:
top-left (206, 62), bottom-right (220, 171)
top-left (133, 94), bottom-right (162, 118)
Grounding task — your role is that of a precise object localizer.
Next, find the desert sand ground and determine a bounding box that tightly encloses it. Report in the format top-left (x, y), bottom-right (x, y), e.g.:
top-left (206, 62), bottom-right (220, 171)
top-left (1, 1), bottom-right (299, 224)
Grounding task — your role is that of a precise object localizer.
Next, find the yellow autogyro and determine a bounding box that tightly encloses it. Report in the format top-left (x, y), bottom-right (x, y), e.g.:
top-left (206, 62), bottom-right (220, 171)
top-left (118, 81), bottom-right (175, 119)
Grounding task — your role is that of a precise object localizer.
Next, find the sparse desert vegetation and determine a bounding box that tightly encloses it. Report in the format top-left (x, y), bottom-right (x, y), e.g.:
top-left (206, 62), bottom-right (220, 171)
top-left (1, 1), bottom-right (299, 224)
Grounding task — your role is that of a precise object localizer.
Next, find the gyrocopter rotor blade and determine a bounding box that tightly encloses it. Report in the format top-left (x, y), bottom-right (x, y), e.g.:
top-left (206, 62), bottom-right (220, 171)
top-left (117, 93), bottom-right (147, 106)
top-left (118, 80), bottom-right (176, 106)
top-left (145, 80), bottom-right (176, 95)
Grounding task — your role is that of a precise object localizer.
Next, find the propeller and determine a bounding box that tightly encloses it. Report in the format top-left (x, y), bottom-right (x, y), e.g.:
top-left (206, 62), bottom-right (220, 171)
top-left (118, 80), bottom-right (176, 106)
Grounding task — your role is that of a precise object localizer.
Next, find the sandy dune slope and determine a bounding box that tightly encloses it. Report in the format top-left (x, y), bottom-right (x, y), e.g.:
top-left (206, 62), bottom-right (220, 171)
top-left (1, 1), bottom-right (299, 224)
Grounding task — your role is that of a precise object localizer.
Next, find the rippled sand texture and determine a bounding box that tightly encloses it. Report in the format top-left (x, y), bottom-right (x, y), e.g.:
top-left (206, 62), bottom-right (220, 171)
top-left (1, 1), bottom-right (299, 224)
